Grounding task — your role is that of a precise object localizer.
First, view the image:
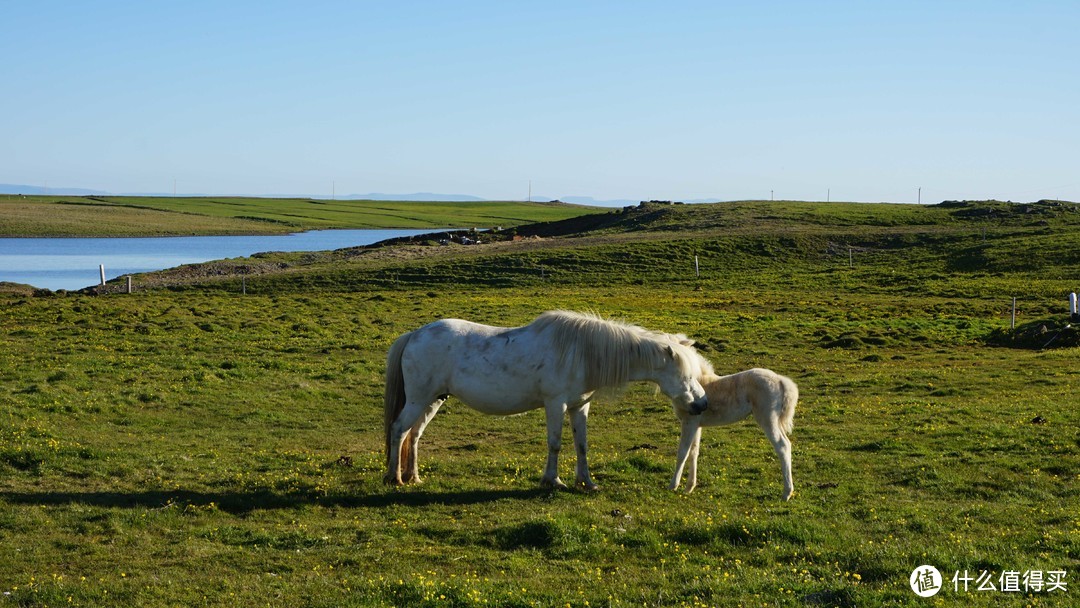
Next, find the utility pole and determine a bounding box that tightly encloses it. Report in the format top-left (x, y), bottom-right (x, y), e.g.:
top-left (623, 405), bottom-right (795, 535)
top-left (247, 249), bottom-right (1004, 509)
top-left (918, 187), bottom-right (922, 204)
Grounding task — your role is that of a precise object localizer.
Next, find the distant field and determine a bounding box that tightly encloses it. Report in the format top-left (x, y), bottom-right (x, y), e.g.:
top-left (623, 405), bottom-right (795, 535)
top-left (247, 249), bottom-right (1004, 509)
top-left (2, 199), bottom-right (1078, 607)
top-left (0, 195), bottom-right (603, 237)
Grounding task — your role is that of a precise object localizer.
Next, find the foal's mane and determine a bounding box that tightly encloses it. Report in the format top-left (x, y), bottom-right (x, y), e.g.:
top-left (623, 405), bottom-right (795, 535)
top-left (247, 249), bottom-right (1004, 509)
top-left (531, 310), bottom-right (700, 388)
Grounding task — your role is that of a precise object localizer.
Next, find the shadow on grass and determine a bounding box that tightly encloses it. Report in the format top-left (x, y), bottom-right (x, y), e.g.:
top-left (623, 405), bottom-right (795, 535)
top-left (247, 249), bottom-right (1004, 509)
top-left (0, 487), bottom-right (553, 514)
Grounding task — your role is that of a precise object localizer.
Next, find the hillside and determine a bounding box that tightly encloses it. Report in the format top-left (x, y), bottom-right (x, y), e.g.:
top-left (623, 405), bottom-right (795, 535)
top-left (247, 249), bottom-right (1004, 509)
top-left (0, 195), bottom-right (602, 237)
top-left (110, 200), bottom-right (1080, 302)
top-left (99, 199), bottom-right (1080, 351)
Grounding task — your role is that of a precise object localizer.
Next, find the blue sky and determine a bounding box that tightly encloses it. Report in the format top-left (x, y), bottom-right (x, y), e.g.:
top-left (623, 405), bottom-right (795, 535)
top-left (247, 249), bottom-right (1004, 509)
top-left (3, 1), bottom-right (1077, 203)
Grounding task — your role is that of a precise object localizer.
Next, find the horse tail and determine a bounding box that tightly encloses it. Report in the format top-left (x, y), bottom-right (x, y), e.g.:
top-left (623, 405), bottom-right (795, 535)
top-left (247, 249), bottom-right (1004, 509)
top-left (778, 374), bottom-right (798, 435)
top-left (384, 331), bottom-right (414, 467)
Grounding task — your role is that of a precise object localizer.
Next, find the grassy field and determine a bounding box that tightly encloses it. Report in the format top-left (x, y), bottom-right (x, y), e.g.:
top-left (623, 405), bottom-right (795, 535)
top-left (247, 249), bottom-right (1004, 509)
top-left (1, 200), bottom-right (1078, 607)
top-left (0, 195), bottom-right (601, 237)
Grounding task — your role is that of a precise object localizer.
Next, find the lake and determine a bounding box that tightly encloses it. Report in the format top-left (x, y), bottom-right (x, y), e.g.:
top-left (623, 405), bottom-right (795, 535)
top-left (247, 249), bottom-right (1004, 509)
top-left (0, 229), bottom-right (444, 291)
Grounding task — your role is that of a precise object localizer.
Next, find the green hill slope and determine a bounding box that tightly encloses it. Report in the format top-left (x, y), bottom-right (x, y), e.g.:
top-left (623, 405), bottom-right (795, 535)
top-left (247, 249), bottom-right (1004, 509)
top-left (0, 195), bottom-right (603, 236)
top-left (120, 200), bottom-right (1079, 306)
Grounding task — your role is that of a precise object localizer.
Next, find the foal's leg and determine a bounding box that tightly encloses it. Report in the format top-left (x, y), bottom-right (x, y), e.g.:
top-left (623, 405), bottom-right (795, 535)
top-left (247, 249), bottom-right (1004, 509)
top-left (685, 426), bottom-right (703, 493)
top-left (569, 402), bottom-right (599, 491)
top-left (540, 401), bottom-right (569, 490)
top-left (403, 398), bottom-right (445, 484)
top-left (758, 414), bottom-right (794, 501)
top-left (670, 416), bottom-right (701, 491)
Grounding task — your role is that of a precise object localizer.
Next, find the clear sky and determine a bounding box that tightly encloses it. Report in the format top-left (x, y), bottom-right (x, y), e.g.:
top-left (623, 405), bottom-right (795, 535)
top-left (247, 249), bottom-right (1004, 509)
top-left (3, 1), bottom-right (1077, 203)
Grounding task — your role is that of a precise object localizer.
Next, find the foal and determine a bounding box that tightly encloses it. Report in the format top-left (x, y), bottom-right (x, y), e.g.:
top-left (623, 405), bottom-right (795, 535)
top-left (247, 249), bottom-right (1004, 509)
top-left (670, 365), bottom-right (798, 500)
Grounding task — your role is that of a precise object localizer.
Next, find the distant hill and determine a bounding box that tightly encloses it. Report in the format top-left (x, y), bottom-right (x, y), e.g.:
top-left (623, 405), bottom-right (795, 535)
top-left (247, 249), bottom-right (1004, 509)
top-left (122, 198), bottom-right (1080, 297)
top-left (1, 184), bottom-right (516, 202)
top-left (0, 182), bottom-right (735, 206)
top-left (0, 183), bottom-right (109, 196)
top-left (557, 196), bottom-right (725, 208)
top-left (0, 184), bottom-right (490, 201)
top-left (554, 195), bottom-right (639, 207)
top-left (342, 192), bottom-right (486, 202)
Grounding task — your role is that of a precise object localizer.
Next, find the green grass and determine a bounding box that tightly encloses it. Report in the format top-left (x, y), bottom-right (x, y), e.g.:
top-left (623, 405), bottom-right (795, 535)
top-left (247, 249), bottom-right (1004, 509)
top-left (1, 200), bottom-right (1078, 606)
top-left (0, 195), bottom-right (602, 236)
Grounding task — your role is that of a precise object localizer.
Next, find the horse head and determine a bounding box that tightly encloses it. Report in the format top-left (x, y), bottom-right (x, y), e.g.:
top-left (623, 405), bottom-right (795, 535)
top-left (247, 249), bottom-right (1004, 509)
top-left (656, 338), bottom-right (708, 415)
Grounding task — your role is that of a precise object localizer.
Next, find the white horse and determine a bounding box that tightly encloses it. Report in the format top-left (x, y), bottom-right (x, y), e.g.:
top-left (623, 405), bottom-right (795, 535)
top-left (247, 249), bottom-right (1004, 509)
top-left (670, 364), bottom-right (798, 500)
top-left (384, 310), bottom-right (709, 490)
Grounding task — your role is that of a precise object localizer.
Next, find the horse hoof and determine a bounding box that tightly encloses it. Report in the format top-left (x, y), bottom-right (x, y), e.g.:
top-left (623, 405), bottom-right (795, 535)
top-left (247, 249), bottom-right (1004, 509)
top-left (540, 478), bottom-right (568, 491)
top-left (383, 473), bottom-right (404, 486)
top-left (578, 482), bottom-right (600, 492)
top-left (782, 490), bottom-right (794, 501)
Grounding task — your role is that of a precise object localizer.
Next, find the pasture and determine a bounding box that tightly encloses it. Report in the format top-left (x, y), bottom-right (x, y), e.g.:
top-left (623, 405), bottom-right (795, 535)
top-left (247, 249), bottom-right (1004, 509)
top-left (0, 195), bottom-right (600, 237)
top-left (1, 200), bottom-right (1078, 606)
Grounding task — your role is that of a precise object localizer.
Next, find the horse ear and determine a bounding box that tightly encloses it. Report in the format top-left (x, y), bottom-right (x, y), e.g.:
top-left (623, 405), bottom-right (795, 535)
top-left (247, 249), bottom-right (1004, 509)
top-left (665, 345), bottom-right (675, 358)
top-left (671, 333), bottom-right (695, 347)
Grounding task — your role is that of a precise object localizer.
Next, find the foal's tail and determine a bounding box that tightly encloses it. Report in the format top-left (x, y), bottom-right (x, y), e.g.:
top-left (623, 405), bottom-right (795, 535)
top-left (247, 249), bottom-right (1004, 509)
top-left (384, 331), bottom-right (414, 467)
top-left (778, 375), bottom-right (799, 435)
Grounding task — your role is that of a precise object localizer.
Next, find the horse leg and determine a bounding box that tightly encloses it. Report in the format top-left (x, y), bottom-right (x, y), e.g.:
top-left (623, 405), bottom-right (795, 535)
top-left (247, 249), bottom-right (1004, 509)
top-left (758, 415), bottom-right (794, 501)
top-left (569, 402), bottom-right (599, 491)
top-left (540, 401), bottom-right (569, 490)
top-left (685, 425), bottom-right (703, 494)
top-left (670, 416), bottom-right (700, 491)
top-left (404, 398), bottom-right (445, 484)
top-left (384, 400), bottom-right (431, 486)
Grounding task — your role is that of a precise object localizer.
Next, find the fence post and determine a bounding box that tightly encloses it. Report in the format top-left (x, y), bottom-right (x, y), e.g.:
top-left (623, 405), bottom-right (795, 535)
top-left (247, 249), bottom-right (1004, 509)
top-left (126, 276), bottom-right (132, 294)
top-left (1011, 297), bottom-right (1017, 330)
top-left (99, 264), bottom-right (106, 287)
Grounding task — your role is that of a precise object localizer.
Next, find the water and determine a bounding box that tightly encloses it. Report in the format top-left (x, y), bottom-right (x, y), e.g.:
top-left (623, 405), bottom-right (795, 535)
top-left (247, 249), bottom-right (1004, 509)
top-left (0, 229), bottom-right (443, 291)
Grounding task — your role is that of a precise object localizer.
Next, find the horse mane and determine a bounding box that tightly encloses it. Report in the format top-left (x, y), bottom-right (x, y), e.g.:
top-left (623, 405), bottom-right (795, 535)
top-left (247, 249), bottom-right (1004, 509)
top-left (694, 350), bottom-right (716, 377)
top-left (531, 310), bottom-right (701, 388)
